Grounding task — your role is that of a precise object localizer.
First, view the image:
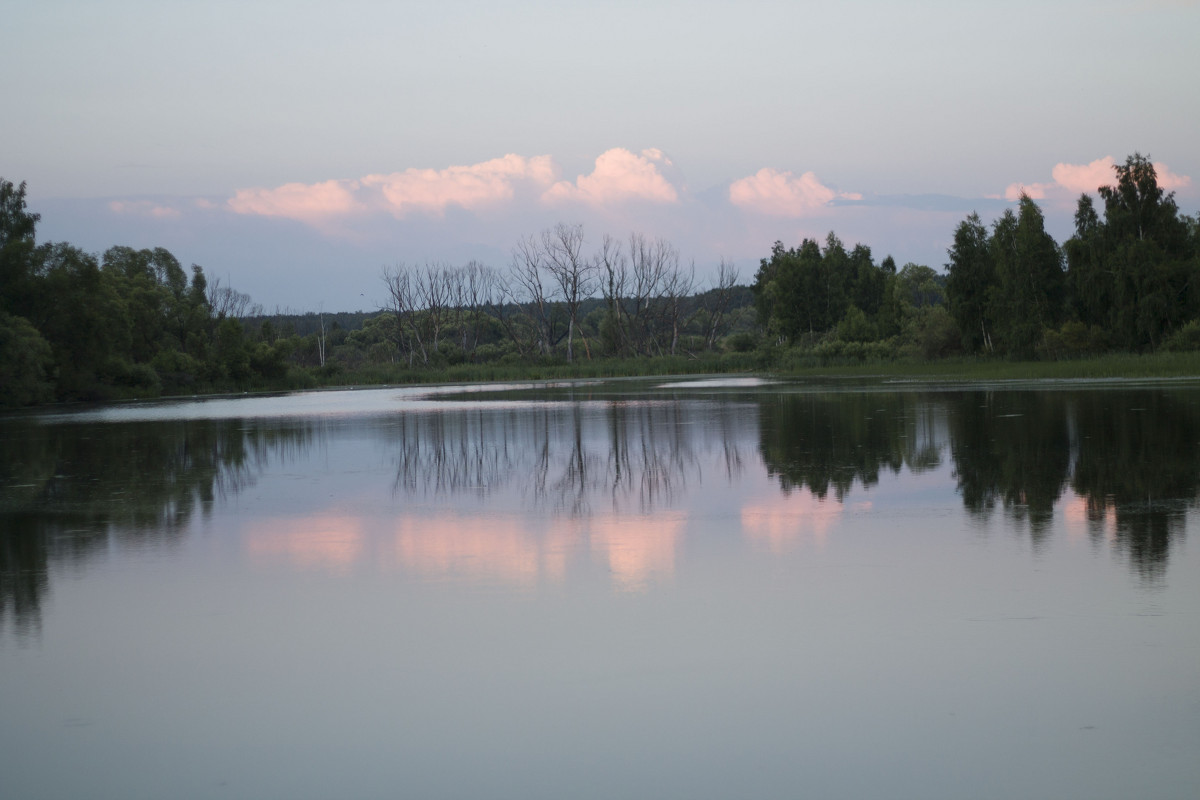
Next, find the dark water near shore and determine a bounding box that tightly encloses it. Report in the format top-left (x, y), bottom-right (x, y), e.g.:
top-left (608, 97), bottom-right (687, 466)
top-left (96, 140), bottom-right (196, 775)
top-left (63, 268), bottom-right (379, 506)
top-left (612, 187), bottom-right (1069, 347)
top-left (2, 378), bottom-right (1198, 799)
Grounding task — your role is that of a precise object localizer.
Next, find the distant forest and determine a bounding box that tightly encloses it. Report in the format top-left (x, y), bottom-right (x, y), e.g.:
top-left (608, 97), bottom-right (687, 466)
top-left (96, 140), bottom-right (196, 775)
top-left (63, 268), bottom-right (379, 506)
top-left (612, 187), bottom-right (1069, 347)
top-left (2, 153), bottom-right (1198, 407)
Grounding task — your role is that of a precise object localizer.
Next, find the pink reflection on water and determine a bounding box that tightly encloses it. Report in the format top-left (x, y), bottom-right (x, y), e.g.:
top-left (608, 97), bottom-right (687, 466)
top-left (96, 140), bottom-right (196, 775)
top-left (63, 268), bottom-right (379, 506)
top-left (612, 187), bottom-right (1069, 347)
top-left (245, 514), bottom-right (365, 574)
top-left (741, 490), bottom-right (858, 553)
top-left (587, 512), bottom-right (686, 593)
top-left (391, 514), bottom-right (566, 587)
top-left (1060, 490), bottom-right (1116, 544)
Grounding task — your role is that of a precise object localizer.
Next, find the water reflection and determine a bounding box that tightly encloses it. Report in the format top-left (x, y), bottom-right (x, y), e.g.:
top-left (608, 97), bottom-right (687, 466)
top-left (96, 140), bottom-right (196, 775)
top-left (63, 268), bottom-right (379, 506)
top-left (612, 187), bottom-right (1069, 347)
top-left (758, 387), bottom-right (1198, 580)
top-left (378, 400), bottom-right (745, 590)
top-left (757, 391), bottom-right (945, 501)
top-left (1068, 390), bottom-right (1200, 581)
top-left (3, 384), bottom-right (1199, 637)
top-left (0, 418), bottom-right (314, 636)
top-left (948, 391), bottom-right (1072, 542)
top-left (384, 400), bottom-right (746, 515)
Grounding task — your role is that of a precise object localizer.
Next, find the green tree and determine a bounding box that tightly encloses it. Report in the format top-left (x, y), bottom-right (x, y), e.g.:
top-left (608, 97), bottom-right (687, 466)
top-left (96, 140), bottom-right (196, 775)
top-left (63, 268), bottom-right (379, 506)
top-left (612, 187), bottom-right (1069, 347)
top-left (29, 243), bottom-right (132, 398)
top-left (0, 179), bottom-right (41, 319)
top-left (1063, 193), bottom-right (1108, 328)
top-left (0, 311), bottom-right (54, 406)
top-left (945, 212), bottom-right (996, 353)
top-left (1064, 154), bottom-right (1196, 350)
top-left (990, 195), bottom-right (1064, 357)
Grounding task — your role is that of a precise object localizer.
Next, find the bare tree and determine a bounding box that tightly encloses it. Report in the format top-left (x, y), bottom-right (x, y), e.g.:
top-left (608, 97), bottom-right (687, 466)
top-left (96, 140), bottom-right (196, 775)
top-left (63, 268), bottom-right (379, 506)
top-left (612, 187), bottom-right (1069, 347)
top-left (703, 258), bottom-right (741, 350)
top-left (207, 277), bottom-right (253, 319)
top-left (418, 262), bottom-right (451, 355)
top-left (381, 263), bottom-right (427, 365)
top-left (628, 233), bottom-right (676, 355)
top-left (596, 234), bottom-right (630, 356)
top-left (462, 260), bottom-right (497, 357)
top-left (509, 233), bottom-right (557, 356)
top-left (316, 305), bottom-right (327, 367)
top-left (542, 222), bottom-right (594, 362)
top-left (660, 260), bottom-right (696, 356)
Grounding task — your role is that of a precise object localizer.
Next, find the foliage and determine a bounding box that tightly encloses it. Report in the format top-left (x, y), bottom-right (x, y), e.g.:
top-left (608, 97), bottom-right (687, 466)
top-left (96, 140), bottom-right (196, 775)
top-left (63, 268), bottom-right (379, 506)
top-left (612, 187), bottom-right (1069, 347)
top-left (0, 311), bottom-right (54, 406)
top-left (1064, 154), bottom-right (1198, 350)
top-left (3, 153), bottom-right (1198, 407)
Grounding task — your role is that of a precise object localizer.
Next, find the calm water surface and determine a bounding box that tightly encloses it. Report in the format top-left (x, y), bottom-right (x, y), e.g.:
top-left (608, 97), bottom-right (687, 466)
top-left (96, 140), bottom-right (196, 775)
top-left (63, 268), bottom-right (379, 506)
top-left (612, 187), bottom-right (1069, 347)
top-left (2, 378), bottom-right (1198, 799)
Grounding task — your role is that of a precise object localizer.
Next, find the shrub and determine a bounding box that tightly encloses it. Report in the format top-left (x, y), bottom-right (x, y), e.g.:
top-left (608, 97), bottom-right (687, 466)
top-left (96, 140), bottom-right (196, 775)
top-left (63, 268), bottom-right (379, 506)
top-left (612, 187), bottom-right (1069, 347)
top-left (725, 332), bottom-right (758, 353)
top-left (1162, 319), bottom-right (1200, 352)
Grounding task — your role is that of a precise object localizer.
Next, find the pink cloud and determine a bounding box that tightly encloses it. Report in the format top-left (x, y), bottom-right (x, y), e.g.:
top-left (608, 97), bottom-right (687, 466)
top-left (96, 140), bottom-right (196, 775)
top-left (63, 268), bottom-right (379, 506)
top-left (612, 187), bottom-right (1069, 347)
top-left (729, 168), bottom-right (860, 217)
top-left (228, 179), bottom-right (363, 221)
top-left (1051, 157), bottom-right (1118, 194)
top-left (364, 154), bottom-right (559, 217)
top-left (543, 148), bottom-right (680, 205)
top-left (108, 199), bottom-right (182, 219)
top-left (1002, 156), bottom-right (1192, 202)
top-left (228, 154), bottom-right (558, 223)
top-left (1002, 182), bottom-right (1053, 201)
top-left (1154, 163), bottom-right (1192, 191)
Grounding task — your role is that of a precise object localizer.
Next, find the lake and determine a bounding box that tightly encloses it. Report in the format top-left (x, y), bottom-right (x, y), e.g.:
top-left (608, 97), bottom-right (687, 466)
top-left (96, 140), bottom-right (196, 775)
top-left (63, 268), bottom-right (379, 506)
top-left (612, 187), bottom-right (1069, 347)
top-left (2, 377), bottom-right (1198, 800)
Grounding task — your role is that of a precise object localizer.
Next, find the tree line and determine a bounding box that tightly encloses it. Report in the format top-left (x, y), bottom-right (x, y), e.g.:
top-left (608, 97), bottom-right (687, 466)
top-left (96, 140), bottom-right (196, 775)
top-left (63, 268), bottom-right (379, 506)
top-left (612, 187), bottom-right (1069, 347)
top-left (752, 154), bottom-right (1200, 359)
top-left (1, 180), bottom-right (297, 406)
top-left (0, 181), bottom-right (754, 407)
top-left (4, 152), bottom-right (1198, 406)
top-left (377, 224), bottom-right (746, 369)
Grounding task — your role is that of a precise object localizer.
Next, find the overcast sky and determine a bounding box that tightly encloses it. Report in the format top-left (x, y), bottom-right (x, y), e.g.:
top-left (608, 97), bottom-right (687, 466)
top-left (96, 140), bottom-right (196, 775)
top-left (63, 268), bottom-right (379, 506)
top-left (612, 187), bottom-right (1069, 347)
top-left (7, 0), bottom-right (1198, 312)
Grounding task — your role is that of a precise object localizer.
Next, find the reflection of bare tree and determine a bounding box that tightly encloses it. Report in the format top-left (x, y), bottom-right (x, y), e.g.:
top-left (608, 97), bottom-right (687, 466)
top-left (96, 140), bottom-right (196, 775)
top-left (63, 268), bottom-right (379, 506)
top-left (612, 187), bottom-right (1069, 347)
top-left (385, 400), bottom-right (751, 516)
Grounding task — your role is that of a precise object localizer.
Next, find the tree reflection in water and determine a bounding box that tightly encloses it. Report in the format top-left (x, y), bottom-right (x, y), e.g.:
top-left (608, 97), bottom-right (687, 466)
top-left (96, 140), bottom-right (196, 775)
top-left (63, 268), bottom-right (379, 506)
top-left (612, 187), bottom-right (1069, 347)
top-left (758, 388), bottom-right (1199, 582)
top-left (384, 400), bottom-right (748, 517)
top-left (948, 391), bottom-right (1072, 547)
top-left (757, 391), bottom-right (946, 501)
top-left (4, 385), bottom-right (1198, 636)
top-left (0, 418), bottom-right (315, 638)
top-left (1068, 390), bottom-right (1200, 581)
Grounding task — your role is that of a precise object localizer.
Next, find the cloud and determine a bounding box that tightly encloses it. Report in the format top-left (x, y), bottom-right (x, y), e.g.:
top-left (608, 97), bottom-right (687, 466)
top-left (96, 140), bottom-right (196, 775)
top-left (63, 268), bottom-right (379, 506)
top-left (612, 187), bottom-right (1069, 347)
top-left (1002, 156), bottom-right (1192, 202)
top-left (107, 199), bottom-right (182, 219)
top-left (1001, 181), bottom-right (1053, 201)
top-left (364, 154), bottom-right (559, 217)
top-left (543, 148), bottom-right (680, 205)
top-left (729, 168), bottom-right (861, 217)
top-left (228, 154), bottom-right (558, 224)
top-left (229, 179), bottom-right (363, 222)
top-left (1050, 157), bottom-right (1119, 195)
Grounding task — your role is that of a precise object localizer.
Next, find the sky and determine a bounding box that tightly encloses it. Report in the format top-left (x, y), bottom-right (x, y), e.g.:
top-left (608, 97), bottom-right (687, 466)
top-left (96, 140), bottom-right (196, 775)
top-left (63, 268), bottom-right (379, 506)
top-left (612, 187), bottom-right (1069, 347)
top-left (6, 0), bottom-right (1199, 312)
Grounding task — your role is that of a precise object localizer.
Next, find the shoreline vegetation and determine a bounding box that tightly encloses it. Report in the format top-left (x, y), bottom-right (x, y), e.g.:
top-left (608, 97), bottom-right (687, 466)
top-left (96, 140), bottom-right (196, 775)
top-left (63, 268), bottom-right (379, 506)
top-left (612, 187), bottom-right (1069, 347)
top-left (3, 153), bottom-right (1199, 409)
top-left (19, 351), bottom-right (1200, 414)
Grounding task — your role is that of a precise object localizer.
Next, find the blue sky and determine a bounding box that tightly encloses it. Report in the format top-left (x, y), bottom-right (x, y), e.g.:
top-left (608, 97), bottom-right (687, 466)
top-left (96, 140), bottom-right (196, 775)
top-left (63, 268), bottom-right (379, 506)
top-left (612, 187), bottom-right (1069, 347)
top-left (7, 0), bottom-right (1198, 311)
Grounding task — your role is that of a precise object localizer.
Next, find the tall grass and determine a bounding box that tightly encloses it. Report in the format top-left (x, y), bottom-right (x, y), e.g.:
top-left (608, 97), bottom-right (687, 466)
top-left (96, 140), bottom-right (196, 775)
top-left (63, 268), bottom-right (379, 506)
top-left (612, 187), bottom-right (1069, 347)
top-left (295, 349), bottom-right (1200, 392)
top-left (771, 351), bottom-right (1200, 381)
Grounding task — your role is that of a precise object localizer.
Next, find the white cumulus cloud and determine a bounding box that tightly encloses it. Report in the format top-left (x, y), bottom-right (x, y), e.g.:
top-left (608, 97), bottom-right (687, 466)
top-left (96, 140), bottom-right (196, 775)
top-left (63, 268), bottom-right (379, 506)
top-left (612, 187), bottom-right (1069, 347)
top-left (228, 154), bottom-right (559, 223)
top-left (364, 154), bottom-right (559, 217)
top-left (728, 168), bottom-right (860, 217)
top-left (1002, 156), bottom-right (1192, 202)
top-left (543, 148), bottom-right (680, 205)
top-left (228, 179), bottom-right (364, 221)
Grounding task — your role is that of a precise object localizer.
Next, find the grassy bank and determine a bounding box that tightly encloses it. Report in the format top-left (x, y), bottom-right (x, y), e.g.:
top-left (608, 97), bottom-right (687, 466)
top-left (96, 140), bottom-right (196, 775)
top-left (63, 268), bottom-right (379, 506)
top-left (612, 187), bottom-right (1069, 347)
top-left (286, 349), bottom-right (1200, 392)
top-left (771, 350), bottom-right (1200, 381)
top-left (19, 350), bottom-right (1198, 410)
